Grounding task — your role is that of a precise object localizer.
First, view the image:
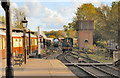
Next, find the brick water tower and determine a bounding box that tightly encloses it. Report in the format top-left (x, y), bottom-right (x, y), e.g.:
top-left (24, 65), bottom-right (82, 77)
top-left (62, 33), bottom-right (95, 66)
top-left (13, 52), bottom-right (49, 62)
top-left (76, 20), bottom-right (94, 50)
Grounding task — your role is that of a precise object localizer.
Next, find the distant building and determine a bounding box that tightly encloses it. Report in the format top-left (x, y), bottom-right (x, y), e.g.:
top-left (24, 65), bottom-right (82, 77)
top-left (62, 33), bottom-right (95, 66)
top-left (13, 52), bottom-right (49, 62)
top-left (76, 20), bottom-right (94, 49)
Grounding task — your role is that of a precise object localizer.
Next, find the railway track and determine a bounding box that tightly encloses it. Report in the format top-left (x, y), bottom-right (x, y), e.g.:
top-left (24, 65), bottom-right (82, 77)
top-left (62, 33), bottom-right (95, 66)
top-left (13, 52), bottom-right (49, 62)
top-left (71, 51), bottom-right (100, 63)
top-left (69, 51), bottom-right (120, 78)
top-left (43, 47), bottom-right (62, 59)
top-left (56, 52), bottom-right (69, 63)
top-left (56, 52), bottom-right (97, 78)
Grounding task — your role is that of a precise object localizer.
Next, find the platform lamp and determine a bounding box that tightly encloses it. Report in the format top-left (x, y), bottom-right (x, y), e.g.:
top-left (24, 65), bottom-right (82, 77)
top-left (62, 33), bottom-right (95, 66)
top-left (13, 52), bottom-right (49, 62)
top-left (22, 17), bottom-right (28, 64)
top-left (1, 0), bottom-right (14, 77)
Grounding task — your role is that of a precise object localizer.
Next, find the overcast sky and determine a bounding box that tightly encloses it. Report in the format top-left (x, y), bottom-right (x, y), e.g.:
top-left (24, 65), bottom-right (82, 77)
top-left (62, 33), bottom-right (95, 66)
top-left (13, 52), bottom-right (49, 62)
top-left (0, 0), bottom-right (118, 31)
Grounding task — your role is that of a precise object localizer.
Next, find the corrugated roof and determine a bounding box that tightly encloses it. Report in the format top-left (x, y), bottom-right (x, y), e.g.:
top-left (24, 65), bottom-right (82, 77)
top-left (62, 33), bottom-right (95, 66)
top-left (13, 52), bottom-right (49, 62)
top-left (0, 30), bottom-right (37, 38)
top-left (76, 20), bottom-right (94, 30)
top-left (12, 32), bottom-right (23, 37)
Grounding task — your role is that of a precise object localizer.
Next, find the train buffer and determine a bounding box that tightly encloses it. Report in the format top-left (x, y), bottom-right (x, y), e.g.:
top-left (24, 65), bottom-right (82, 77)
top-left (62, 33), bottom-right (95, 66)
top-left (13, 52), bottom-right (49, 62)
top-left (64, 63), bottom-right (113, 66)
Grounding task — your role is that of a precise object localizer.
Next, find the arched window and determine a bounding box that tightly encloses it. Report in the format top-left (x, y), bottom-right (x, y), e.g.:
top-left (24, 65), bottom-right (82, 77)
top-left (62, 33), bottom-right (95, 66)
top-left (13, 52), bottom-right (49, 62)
top-left (84, 40), bottom-right (88, 43)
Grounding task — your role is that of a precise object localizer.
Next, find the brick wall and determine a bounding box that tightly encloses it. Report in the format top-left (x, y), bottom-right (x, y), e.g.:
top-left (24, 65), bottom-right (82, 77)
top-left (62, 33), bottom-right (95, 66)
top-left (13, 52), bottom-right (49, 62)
top-left (78, 30), bottom-right (93, 49)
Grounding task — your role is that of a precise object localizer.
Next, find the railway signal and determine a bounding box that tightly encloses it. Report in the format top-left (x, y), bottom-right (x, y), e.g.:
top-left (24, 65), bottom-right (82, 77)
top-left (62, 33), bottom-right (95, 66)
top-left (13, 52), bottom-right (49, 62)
top-left (1, 0), bottom-right (14, 77)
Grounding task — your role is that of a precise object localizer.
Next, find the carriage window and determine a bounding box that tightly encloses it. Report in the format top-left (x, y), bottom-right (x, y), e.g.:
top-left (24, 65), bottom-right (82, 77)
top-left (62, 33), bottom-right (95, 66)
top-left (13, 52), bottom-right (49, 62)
top-left (19, 39), bottom-right (21, 42)
top-left (16, 39), bottom-right (17, 41)
top-left (19, 39), bottom-right (22, 46)
top-left (34, 39), bottom-right (35, 45)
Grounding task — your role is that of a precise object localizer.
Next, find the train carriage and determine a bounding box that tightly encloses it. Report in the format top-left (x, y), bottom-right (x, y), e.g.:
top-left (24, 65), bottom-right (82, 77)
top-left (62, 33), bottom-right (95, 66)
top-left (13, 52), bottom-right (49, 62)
top-left (12, 32), bottom-right (23, 54)
top-left (31, 36), bottom-right (37, 52)
top-left (0, 30), bottom-right (38, 59)
top-left (0, 30), bottom-right (6, 59)
top-left (26, 33), bottom-right (38, 54)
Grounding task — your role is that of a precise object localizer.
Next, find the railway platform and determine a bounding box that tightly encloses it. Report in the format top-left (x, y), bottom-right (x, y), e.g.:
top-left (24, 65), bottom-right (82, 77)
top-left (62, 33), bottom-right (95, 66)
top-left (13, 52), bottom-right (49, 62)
top-left (1, 59), bottom-right (77, 78)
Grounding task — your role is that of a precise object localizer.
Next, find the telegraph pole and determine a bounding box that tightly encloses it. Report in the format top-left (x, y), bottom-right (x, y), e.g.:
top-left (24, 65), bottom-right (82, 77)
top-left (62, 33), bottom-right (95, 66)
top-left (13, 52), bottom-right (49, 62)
top-left (1, 0), bottom-right (14, 77)
top-left (38, 26), bottom-right (41, 58)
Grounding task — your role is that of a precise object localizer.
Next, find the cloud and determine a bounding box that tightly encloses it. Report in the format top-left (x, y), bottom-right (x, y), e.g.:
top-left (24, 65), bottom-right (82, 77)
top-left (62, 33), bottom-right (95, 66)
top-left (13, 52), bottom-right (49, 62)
top-left (72, 0), bottom-right (102, 8)
top-left (0, 3), bottom-right (5, 16)
top-left (11, 3), bottom-right (18, 9)
top-left (11, 0), bottom-right (73, 31)
top-left (11, 0), bottom-right (72, 2)
top-left (11, 0), bottom-right (117, 31)
top-left (41, 8), bottom-right (63, 24)
top-left (20, 2), bottom-right (64, 31)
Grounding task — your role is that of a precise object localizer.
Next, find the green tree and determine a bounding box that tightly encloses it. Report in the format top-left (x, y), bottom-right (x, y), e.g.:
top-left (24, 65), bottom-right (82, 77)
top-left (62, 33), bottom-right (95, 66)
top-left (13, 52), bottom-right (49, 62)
top-left (76, 3), bottom-right (97, 20)
top-left (0, 16), bottom-right (6, 24)
top-left (63, 23), bottom-right (74, 37)
top-left (48, 35), bottom-right (56, 38)
top-left (72, 3), bottom-right (119, 44)
top-left (44, 30), bottom-right (66, 38)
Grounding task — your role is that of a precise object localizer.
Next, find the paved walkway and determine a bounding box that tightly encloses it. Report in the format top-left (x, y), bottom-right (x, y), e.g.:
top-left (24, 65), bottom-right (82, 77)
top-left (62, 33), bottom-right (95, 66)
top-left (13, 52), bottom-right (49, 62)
top-left (2, 59), bottom-right (76, 78)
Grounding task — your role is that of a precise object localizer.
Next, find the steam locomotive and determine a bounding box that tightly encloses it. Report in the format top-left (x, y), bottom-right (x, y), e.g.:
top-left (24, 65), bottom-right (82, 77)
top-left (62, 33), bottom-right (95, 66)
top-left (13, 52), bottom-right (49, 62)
top-left (62, 37), bottom-right (73, 52)
top-left (53, 38), bottom-right (59, 47)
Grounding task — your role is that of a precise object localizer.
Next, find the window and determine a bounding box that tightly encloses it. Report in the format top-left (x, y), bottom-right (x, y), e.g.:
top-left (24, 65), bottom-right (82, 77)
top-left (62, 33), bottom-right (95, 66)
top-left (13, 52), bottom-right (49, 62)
top-left (84, 40), bottom-right (88, 43)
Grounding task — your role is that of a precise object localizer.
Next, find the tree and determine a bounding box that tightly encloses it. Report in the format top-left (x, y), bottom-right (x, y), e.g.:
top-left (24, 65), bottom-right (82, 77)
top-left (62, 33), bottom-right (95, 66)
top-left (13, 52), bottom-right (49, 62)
top-left (76, 3), bottom-right (97, 20)
top-left (63, 23), bottom-right (75, 37)
top-left (72, 2), bottom-right (119, 44)
top-left (47, 35), bottom-right (56, 38)
top-left (13, 8), bottom-right (26, 28)
top-left (44, 30), bottom-right (66, 38)
top-left (0, 16), bottom-right (6, 24)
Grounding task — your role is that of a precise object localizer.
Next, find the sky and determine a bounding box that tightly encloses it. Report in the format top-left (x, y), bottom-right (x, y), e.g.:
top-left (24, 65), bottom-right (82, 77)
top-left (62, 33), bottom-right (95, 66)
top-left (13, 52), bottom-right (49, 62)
top-left (0, 0), bottom-right (119, 31)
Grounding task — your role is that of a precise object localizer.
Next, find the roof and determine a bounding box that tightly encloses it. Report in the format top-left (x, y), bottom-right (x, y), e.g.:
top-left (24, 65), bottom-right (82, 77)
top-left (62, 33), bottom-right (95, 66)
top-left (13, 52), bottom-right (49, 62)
top-left (12, 32), bottom-right (37, 38)
top-left (0, 29), bottom-right (37, 38)
top-left (0, 25), bottom-right (36, 34)
top-left (76, 20), bottom-right (94, 30)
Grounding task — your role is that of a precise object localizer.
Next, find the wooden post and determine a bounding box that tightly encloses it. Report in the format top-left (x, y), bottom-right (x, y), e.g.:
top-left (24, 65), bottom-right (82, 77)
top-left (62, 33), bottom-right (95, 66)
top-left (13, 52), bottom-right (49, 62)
top-left (29, 29), bottom-right (31, 54)
top-left (23, 29), bottom-right (26, 64)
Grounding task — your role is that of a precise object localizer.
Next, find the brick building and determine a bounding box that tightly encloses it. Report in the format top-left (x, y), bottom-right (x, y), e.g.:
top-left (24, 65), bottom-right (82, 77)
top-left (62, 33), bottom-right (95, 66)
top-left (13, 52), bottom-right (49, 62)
top-left (76, 20), bottom-right (94, 49)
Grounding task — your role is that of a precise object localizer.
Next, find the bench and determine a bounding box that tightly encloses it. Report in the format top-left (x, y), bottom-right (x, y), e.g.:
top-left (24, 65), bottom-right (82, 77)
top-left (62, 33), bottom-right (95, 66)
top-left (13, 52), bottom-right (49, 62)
top-left (13, 55), bottom-right (24, 66)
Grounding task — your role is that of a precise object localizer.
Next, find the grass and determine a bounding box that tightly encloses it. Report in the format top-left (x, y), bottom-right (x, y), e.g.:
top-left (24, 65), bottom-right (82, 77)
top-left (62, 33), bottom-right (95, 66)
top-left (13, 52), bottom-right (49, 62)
top-left (80, 53), bottom-right (113, 63)
top-left (80, 53), bottom-right (86, 57)
top-left (88, 54), bottom-right (113, 63)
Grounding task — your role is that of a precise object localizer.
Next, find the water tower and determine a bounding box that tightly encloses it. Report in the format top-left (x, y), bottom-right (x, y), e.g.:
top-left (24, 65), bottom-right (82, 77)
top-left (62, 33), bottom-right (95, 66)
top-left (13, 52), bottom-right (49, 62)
top-left (76, 20), bottom-right (94, 49)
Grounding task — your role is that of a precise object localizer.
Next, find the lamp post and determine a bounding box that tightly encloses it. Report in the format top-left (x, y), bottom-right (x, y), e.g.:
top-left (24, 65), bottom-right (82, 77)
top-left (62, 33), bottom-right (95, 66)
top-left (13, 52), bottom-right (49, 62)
top-left (1, 0), bottom-right (14, 77)
top-left (28, 29), bottom-right (31, 54)
top-left (22, 17), bottom-right (28, 64)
